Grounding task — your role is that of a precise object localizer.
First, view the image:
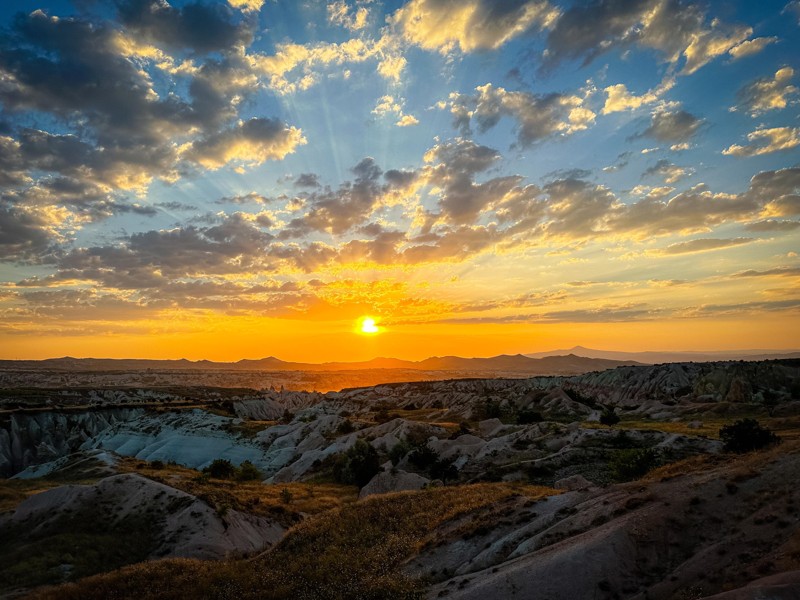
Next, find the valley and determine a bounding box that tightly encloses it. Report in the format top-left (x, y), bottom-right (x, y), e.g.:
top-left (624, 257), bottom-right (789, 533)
top-left (1, 358), bottom-right (799, 598)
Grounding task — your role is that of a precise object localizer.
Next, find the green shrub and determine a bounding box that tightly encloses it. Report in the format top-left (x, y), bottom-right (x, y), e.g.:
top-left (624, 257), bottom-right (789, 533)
top-left (600, 408), bottom-right (620, 427)
top-left (611, 448), bottom-right (660, 482)
top-left (388, 439), bottom-right (412, 465)
top-left (333, 439), bottom-right (381, 488)
top-left (720, 419), bottom-right (780, 453)
top-left (236, 460), bottom-right (262, 481)
top-left (336, 419), bottom-right (355, 435)
top-left (204, 459), bottom-right (236, 479)
top-left (280, 488), bottom-right (293, 504)
top-left (517, 408), bottom-right (543, 424)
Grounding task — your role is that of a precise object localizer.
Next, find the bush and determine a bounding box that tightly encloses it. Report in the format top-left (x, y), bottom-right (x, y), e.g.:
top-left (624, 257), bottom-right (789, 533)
top-left (333, 439), bottom-right (381, 488)
top-left (149, 460), bottom-right (164, 470)
top-left (611, 448), bottom-right (660, 482)
top-left (408, 443), bottom-right (438, 470)
top-left (600, 408), bottom-right (620, 427)
top-left (336, 419), bottom-right (355, 435)
top-left (388, 439), bottom-right (412, 465)
top-left (280, 487), bottom-right (293, 504)
top-left (237, 460), bottom-right (262, 481)
top-left (204, 458), bottom-right (236, 479)
top-left (430, 458), bottom-right (458, 484)
top-left (720, 419), bottom-right (780, 453)
top-left (517, 408), bottom-right (543, 424)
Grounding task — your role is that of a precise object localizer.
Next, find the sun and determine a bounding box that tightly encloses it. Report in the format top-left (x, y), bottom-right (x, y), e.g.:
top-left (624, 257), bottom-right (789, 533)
top-left (357, 316), bottom-right (380, 335)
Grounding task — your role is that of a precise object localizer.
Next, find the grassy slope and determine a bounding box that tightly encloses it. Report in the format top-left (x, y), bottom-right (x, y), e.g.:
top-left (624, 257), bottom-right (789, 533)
top-left (29, 483), bottom-right (557, 600)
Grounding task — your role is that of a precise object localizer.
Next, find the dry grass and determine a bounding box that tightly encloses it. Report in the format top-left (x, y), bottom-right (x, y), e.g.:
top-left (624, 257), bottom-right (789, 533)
top-left (0, 479), bottom-right (68, 513)
top-left (116, 458), bottom-right (358, 523)
top-left (31, 482), bottom-right (558, 600)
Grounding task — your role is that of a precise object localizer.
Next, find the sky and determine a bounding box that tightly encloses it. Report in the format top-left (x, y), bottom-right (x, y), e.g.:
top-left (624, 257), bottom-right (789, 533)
top-left (0, 0), bottom-right (798, 362)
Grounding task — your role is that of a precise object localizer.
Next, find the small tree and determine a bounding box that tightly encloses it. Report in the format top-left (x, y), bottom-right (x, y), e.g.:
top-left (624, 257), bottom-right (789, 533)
top-left (205, 458), bottom-right (236, 479)
top-left (517, 408), bottom-right (543, 425)
top-left (611, 448), bottom-right (660, 482)
top-left (720, 419), bottom-right (780, 453)
top-left (333, 439), bottom-right (381, 488)
top-left (280, 487), bottom-right (293, 504)
top-left (336, 419), bottom-right (355, 435)
top-left (600, 407), bottom-right (621, 427)
top-left (237, 460), bottom-right (262, 481)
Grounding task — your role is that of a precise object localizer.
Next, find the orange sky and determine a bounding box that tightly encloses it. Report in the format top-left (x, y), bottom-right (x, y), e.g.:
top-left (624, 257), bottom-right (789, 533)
top-left (2, 314), bottom-right (797, 362)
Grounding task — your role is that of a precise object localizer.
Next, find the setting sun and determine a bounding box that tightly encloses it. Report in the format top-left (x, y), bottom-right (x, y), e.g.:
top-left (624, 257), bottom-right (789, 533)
top-left (359, 317), bottom-right (380, 335)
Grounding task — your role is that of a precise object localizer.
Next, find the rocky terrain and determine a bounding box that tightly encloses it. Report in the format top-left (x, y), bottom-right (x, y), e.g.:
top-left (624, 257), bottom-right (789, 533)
top-left (0, 358), bottom-right (798, 597)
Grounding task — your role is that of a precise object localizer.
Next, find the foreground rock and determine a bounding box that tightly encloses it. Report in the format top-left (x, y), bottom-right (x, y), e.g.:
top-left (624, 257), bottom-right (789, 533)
top-left (1, 473), bottom-right (284, 561)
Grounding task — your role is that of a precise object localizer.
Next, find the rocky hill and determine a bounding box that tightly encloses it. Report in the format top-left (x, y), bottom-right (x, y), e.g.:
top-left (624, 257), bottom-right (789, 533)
top-left (0, 359), bottom-right (798, 597)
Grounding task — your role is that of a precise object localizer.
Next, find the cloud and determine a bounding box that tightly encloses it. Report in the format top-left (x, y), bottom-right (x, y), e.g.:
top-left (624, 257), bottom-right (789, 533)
top-left (227, 0), bottom-right (264, 13)
top-left (278, 157), bottom-right (417, 237)
top-left (43, 212), bottom-right (277, 287)
top-left (654, 237), bottom-right (754, 255)
top-left (372, 95), bottom-right (419, 127)
top-left (732, 266), bottom-right (800, 278)
top-left (217, 192), bottom-right (271, 204)
top-left (446, 83), bottom-right (595, 147)
top-left (601, 78), bottom-right (674, 114)
top-left (186, 118), bottom-right (306, 169)
top-left (294, 173), bottom-right (321, 188)
top-left (117, 0), bottom-right (253, 53)
top-left (0, 8), bottom-right (299, 198)
top-left (728, 37), bottom-right (778, 60)
top-left (542, 0), bottom-right (751, 75)
top-left (0, 203), bottom-right (64, 260)
top-left (643, 159), bottom-right (693, 184)
top-left (637, 108), bottom-right (703, 142)
top-left (327, 1), bottom-right (369, 31)
top-left (251, 35), bottom-right (407, 93)
top-left (723, 127), bottom-right (800, 157)
top-left (743, 219), bottom-right (800, 232)
top-left (783, 1), bottom-right (800, 24)
top-left (392, 0), bottom-right (559, 54)
top-left (734, 67), bottom-right (798, 116)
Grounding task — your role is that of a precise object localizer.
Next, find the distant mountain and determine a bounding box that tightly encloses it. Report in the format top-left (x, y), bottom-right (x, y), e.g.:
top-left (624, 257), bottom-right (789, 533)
top-left (525, 345), bottom-right (800, 364)
top-left (0, 353), bottom-right (642, 375)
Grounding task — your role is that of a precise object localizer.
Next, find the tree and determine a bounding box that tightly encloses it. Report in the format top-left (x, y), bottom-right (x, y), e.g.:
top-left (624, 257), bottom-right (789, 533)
top-left (236, 460), bottom-right (262, 481)
top-left (611, 448), bottom-right (660, 482)
top-left (600, 407), bottom-right (620, 427)
top-left (517, 408), bottom-right (543, 425)
top-left (720, 419), bottom-right (780, 453)
top-left (205, 458), bottom-right (236, 479)
top-left (333, 439), bottom-right (381, 488)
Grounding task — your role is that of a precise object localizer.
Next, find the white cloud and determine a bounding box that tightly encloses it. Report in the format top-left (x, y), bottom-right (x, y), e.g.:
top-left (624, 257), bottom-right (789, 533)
top-left (723, 127), bottom-right (800, 157)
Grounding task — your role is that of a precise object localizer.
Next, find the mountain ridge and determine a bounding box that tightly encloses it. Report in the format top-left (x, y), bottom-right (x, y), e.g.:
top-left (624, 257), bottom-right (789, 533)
top-left (0, 353), bottom-right (642, 373)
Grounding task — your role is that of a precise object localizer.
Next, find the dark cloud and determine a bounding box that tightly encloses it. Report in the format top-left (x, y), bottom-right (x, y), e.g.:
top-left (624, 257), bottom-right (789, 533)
top-left (217, 192), bottom-right (271, 204)
top-left (117, 0), bottom-right (252, 53)
top-left (542, 0), bottom-right (750, 75)
top-left (447, 84), bottom-right (594, 148)
top-left (733, 266), bottom-right (800, 278)
top-left (642, 159), bottom-right (692, 183)
top-left (743, 219), bottom-right (800, 232)
top-left (45, 212), bottom-right (275, 285)
top-left (0, 202), bottom-right (58, 260)
top-left (637, 110), bottom-right (703, 142)
top-left (278, 157), bottom-right (397, 238)
top-left (294, 173), bottom-right (321, 188)
top-left (656, 237), bottom-right (754, 255)
top-left (187, 118), bottom-right (305, 169)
